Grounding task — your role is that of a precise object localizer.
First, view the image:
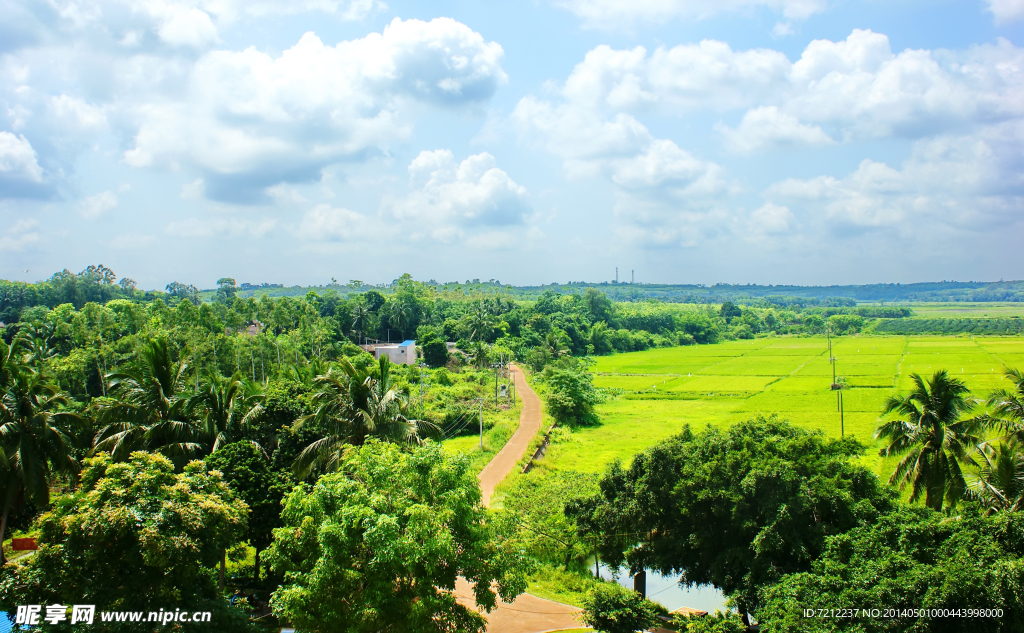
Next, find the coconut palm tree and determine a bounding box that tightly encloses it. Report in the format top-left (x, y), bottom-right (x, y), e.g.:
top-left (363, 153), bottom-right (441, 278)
top-left (188, 370), bottom-right (266, 455)
top-left (91, 338), bottom-right (201, 464)
top-left (292, 356), bottom-right (438, 477)
top-left (386, 300), bottom-right (412, 341)
top-left (988, 367), bottom-right (1024, 441)
top-left (968, 439), bottom-right (1024, 514)
top-left (0, 341), bottom-right (79, 565)
top-left (876, 370), bottom-right (988, 511)
top-left (351, 304), bottom-right (370, 344)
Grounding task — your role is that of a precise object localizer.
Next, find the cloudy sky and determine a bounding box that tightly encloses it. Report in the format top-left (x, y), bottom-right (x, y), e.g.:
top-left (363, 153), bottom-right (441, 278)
top-left (1, 0), bottom-right (1022, 289)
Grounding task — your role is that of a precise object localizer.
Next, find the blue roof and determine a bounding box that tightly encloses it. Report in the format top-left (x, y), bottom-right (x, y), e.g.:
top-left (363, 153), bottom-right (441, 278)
top-left (400, 340), bottom-right (415, 346)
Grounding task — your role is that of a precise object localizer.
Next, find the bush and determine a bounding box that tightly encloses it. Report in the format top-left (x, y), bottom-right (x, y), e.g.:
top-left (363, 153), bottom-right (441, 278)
top-left (543, 360), bottom-right (601, 425)
top-left (580, 583), bottom-right (658, 633)
top-left (433, 367), bottom-right (454, 386)
top-left (676, 611), bottom-right (746, 633)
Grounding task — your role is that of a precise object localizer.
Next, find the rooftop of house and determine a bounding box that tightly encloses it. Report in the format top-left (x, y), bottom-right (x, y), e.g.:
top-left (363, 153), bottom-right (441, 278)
top-left (399, 340), bottom-right (415, 347)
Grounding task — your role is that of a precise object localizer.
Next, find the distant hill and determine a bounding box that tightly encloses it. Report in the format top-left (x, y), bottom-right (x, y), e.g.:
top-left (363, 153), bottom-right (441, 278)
top-left (216, 279), bottom-right (1024, 304)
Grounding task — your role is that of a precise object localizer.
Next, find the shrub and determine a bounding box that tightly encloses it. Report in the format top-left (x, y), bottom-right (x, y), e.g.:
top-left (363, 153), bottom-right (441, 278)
top-left (579, 583), bottom-right (659, 633)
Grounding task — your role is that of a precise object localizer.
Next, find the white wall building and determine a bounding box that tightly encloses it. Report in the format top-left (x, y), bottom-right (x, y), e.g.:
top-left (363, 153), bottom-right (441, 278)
top-left (372, 340), bottom-right (417, 365)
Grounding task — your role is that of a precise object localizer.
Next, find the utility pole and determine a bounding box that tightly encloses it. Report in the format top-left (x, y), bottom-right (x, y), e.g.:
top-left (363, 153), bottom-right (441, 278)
top-left (631, 269), bottom-right (634, 284)
top-left (828, 325), bottom-right (838, 412)
top-left (479, 401), bottom-right (484, 450)
top-left (615, 267), bottom-right (618, 283)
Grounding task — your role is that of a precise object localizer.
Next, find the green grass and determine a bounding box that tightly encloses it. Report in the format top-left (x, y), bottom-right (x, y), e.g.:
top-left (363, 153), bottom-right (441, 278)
top-left (522, 564), bottom-right (605, 608)
top-left (441, 400), bottom-right (523, 475)
top-left (534, 335), bottom-right (1024, 479)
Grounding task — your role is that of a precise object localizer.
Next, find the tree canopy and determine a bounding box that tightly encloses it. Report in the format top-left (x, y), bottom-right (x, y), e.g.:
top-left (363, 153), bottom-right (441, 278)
top-left (758, 505), bottom-right (1024, 632)
top-left (267, 440), bottom-right (529, 633)
top-left (569, 417), bottom-right (893, 619)
top-left (0, 452), bottom-right (252, 631)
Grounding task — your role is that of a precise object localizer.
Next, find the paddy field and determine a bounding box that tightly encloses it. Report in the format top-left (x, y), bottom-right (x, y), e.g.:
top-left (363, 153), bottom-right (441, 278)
top-left (537, 335), bottom-right (1024, 476)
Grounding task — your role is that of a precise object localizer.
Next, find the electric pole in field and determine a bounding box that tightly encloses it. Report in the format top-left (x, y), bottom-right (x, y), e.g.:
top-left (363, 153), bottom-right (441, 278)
top-left (827, 324), bottom-right (839, 412)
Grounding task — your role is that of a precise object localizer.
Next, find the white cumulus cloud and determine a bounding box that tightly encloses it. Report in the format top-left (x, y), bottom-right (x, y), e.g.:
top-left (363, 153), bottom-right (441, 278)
top-left (42, 0), bottom-right (382, 49)
top-left (122, 18), bottom-right (507, 202)
top-left (716, 106), bottom-right (834, 153)
top-left (384, 150), bottom-right (531, 242)
top-left (988, 0), bottom-right (1024, 23)
top-left (767, 131), bottom-right (1024, 231)
top-left (544, 30), bottom-right (1024, 142)
top-left (0, 132), bottom-right (44, 183)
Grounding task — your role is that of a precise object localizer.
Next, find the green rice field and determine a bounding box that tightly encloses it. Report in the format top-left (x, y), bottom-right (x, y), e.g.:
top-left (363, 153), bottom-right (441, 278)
top-left (538, 335), bottom-right (1024, 477)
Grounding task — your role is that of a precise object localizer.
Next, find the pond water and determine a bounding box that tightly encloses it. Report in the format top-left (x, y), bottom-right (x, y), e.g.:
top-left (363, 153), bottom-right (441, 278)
top-left (596, 562), bottom-right (729, 614)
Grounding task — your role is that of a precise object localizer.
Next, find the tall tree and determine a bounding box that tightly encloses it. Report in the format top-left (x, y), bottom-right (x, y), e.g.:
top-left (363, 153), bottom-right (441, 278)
top-left (570, 417), bottom-right (892, 622)
top-left (0, 340), bottom-right (79, 565)
top-left (876, 370), bottom-right (987, 511)
top-left (206, 442), bottom-right (292, 583)
top-left (386, 299), bottom-right (412, 341)
top-left (351, 304), bottom-right (370, 344)
top-left (292, 357), bottom-right (438, 478)
top-left (91, 338), bottom-right (201, 464)
top-left (268, 440), bottom-right (528, 633)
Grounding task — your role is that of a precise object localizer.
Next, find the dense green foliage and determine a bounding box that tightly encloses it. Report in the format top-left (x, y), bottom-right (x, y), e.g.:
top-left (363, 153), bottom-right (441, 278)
top-left (205, 443), bottom-right (293, 582)
top-left (579, 582), bottom-right (659, 633)
top-left (0, 452), bottom-right (252, 632)
top-left (676, 611), bottom-right (747, 633)
top-left (758, 506), bottom-right (1024, 632)
top-left (570, 418), bottom-right (893, 618)
top-left (496, 469), bottom-right (599, 570)
top-left (0, 339), bottom-right (79, 564)
top-left (266, 440), bottom-right (529, 632)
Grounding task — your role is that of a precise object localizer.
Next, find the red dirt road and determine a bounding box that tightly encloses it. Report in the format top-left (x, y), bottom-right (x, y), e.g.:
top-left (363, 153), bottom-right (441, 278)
top-left (455, 578), bottom-right (583, 633)
top-left (477, 363), bottom-right (544, 507)
top-left (461, 364), bottom-right (587, 632)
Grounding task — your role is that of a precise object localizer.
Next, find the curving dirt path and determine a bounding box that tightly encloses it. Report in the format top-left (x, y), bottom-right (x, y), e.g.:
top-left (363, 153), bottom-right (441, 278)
top-left (477, 363), bottom-right (544, 507)
top-left (460, 364), bottom-right (587, 633)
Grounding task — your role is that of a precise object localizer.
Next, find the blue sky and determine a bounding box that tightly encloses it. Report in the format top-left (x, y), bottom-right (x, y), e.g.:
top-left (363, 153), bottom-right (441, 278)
top-left (1, 0), bottom-right (1021, 289)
